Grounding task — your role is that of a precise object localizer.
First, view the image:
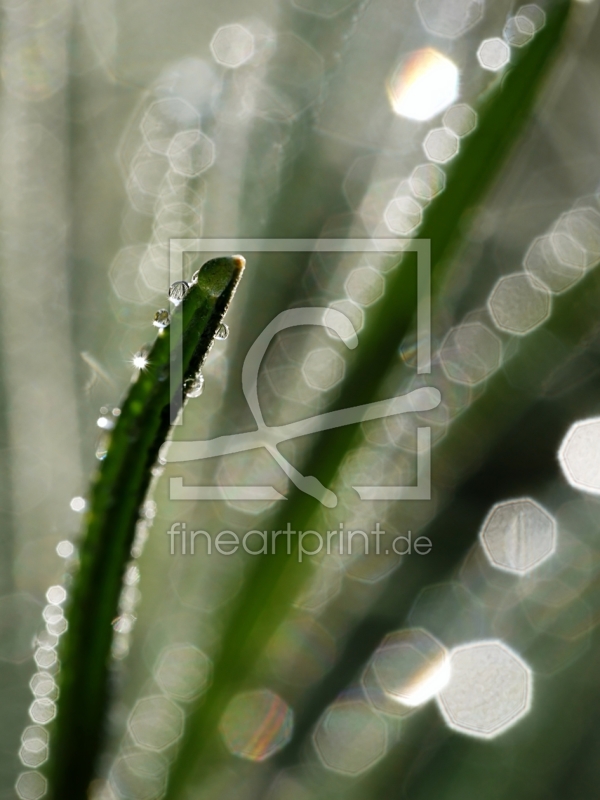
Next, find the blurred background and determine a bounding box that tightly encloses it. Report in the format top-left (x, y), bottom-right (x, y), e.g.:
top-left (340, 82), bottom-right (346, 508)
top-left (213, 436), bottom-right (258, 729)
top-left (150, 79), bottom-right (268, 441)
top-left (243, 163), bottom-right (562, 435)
top-left (2, 0), bottom-right (600, 798)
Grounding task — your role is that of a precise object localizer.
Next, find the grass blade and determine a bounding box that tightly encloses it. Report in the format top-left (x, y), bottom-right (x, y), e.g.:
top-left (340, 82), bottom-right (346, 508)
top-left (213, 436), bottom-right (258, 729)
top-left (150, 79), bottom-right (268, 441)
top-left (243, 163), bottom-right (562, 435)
top-left (164, 3), bottom-right (572, 796)
top-left (46, 257), bottom-right (245, 800)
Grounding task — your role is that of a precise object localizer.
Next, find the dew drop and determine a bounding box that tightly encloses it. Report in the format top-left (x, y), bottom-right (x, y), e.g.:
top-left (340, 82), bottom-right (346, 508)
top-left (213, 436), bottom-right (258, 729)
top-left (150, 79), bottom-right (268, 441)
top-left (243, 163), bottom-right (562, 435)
top-left (97, 415), bottom-right (115, 431)
top-left (184, 371), bottom-right (205, 398)
top-left (191, 268), bottom-right (201, 284)
top-left (169, 280), bottom-right (189, 305)
top-left (215, 322), bottom-right (229, 341)
top-left (153, 309), bottom-right (171, 329)
top-left (96, 434), bottom-right (109, 460)
top-left (132, 344), bottom-right (151, 370)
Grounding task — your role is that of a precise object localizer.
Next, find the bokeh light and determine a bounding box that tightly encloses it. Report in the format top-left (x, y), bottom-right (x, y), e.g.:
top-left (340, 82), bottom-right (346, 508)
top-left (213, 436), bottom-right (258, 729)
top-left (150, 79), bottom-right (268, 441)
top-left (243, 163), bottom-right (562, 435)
top-left (313, 698), bottom-right (388, 775)
top-left (439, 322), bottom-right (502, 385)
top-left (154, 644), bottom-right (212, 702)
top-left (128, 696), bottom-right (184, 751)
top-left (388, 48), bottom-right (459, 122)
top-left (210, 24), bottom-right (255, 68)
top-left (423, 127), bottom-right (460, 163)
top-left (559, 417), bottom-right (600, 495)
top-left (479, 498), bottom-right (557, 574)
top-left (437, 640), bottom-right (532, 738)
top-left (488, 273), bottom-right (551, 335)
top-left (416, 0), bottom-right (483, 39)
top-left (219, 689), bottom-right (294, 761)
top-left (477, 38), bottom-right (511, 71)
top-left (371, 628), bottom-right (450, 707)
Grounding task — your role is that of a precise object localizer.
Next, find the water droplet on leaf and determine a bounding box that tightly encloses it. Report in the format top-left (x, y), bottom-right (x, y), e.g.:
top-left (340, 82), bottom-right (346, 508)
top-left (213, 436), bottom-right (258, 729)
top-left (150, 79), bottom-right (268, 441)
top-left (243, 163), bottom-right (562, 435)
top-left (215, 322), bottom-right (229, 341)
top-left (184, 371), bottom-right (205, 398)
top-left (169, 280), bottom-right (189, 305)
top-left (153, 309), bottom-right (171, 328)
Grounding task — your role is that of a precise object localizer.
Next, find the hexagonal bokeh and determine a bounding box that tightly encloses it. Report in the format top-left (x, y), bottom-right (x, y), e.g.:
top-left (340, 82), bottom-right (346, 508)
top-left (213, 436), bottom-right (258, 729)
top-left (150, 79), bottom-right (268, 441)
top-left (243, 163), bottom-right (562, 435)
top-left (479, 498), bottom-right (556, 574)
top-left (128, 695), bottom-right (184, 751)
top-left (410, 163), bottom-right (446, 200)
top-left (19, 727), bottom-right (49, 770)
top-left (219, 689), bottom-right (293, 761)
top-left (110, 751), bottom-right (168, 800)
top-left (324, 300), bottom-right (364, 339)
top-left (292, 0), bottom-right (357, 16)
top-left (559, 417), bottom-right (600, 495)
top-left (519, 3), bottom-right (546, 29)
top-left (524, 235), bottom-right (585, 294)
top-left (362, 660), bottom-right (413, 718)
top-left (556, 206), bottom-right (600, 261)
top-left (477, 38), bottom-right (510, 71)
top-left (30, 672), bottom-right (57, 699)
top-left (167, 129), bottom-right (215, 177)
top-left (437, 640), bottom-right (532, 738)
top-left (488, 272), bottom-right (551, 335)
top-left (417, 0), bottom-right (483, 39)
top-left (442, 103), bottom-right (477, 137)
top-left (29, 698), bottom-right (56, 725)
top-left (371, 628), bottom-right (450, 708)
top-left (210, 24), bottom-right (255, 68)
top-left (15, 771), bottom-right (47, 800)
top-left (302, 347), bottom-right (345, 391)
top-left (313, 698), bottom-right (388, 775)
top-left (141, 97), bottom-right (199, 155)
top-left (154, 644), bottom-right (211, 702)
top-left (503, 14), bottom-right (535, 47)
top-left (384, 196), bottom-right (422, 235)
top-left (344, 266), bottom-right (385, 306)
top-left (387, 48), bottom-right (458, 121)
top-left (439, 322), bottom-right (502, 385)
top-left (423, 127), bottom-right (459, 163)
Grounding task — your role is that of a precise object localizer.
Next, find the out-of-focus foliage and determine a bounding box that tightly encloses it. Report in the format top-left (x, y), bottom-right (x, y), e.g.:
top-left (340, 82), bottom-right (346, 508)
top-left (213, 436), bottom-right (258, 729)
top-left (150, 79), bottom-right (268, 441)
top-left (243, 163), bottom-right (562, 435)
top-left (2, 1), bottom-right (600, 799)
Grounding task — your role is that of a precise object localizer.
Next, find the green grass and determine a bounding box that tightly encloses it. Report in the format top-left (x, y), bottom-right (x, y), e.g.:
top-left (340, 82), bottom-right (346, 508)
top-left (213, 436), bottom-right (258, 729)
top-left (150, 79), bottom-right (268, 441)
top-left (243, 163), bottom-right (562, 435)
top-left (47, 257), bottom-right (244, 800)
top-left (42, 3), bottom-right (584, 798)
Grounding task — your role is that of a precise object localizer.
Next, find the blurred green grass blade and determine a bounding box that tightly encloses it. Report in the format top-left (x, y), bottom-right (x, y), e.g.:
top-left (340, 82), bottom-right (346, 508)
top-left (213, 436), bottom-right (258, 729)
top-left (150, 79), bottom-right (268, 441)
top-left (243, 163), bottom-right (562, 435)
top-left (165, 3), bottom-right (572, 795)
top-left (46, 257), bottom-right (244, 800)
top-left (283, 255), bottom-right (600, 771)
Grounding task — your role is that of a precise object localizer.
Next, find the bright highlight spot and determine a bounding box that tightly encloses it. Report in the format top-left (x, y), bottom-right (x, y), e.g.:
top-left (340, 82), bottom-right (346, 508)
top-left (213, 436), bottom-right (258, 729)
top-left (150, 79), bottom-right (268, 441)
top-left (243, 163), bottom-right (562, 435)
top-left (69, 496), bottom-right (86, 512)
top-left (437, 640), bottom-right (532, 738)
top-left (559, 417), bottom-right (600, 495)
top-left (388, 48), bottom-right (459, 122)
top-left (371, 628), bottom-right (450, 708)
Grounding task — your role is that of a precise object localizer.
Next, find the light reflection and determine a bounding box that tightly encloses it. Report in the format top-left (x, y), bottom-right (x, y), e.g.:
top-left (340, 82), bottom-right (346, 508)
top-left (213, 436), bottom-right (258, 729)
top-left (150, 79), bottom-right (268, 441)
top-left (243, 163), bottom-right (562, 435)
top-left (219, 689), bottom-right (294, 761)
top-left (372, 629), bottom-right (450, 708)
top-left (437, 640), bottom-right (532, 738)
top-left (388, 48), bottom-right (459, 122)
top-left (559, 417), bottom-right (600, 495)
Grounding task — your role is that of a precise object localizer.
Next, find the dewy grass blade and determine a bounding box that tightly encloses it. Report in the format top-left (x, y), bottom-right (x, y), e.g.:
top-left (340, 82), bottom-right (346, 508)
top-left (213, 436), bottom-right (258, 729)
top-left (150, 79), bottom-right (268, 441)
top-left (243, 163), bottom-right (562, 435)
top-left (164, 3), bottom-right (572, 796)
top-left (46, 256), bottom-right (245, 800)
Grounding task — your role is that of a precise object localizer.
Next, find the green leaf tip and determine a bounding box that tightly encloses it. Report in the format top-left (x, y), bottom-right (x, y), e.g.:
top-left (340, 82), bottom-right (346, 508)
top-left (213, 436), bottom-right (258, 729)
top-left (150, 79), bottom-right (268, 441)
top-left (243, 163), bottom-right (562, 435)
top-left (45, 255), bottom-right (245, 800)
